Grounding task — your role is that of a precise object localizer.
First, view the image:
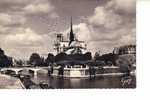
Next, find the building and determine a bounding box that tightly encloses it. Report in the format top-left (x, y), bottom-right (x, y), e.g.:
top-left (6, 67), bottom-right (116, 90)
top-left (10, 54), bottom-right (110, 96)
top-left (113, 45), bottom-right (136, 55)
top-left (54, 17), bottom-right (87, 55)
top-left (52, 18), bottom-right (92, 78)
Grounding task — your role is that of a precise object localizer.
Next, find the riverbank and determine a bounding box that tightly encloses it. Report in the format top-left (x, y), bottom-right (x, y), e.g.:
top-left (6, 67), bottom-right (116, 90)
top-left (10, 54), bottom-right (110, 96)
top-left (0, 74), bottom-right (25, 89)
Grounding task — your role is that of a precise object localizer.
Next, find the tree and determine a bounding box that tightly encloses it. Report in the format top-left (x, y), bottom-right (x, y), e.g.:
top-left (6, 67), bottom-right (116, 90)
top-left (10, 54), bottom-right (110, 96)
top-left (84, 52), bottom-right (92, 60)
top-left (29, 53), bottom-right (42, 66)
top-left (95, 53), bottom-right (118, 66)
top-left (45, 53), bottom-right (54, 65)
top-left (15, 59), bottom-right (23, 66)
top-left (94, 51), bottom-right (100, 60)
top-left (0, 48), bottom-right (4, 55)
top-left (40, 57), bottom-right (46, 66)
top-left (0, 48), bottom-right (12, 68)
top-left (55, 52), bottom-right (67, 62)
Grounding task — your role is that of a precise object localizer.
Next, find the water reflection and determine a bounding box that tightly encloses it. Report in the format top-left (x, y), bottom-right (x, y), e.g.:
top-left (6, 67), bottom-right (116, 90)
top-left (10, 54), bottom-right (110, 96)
top-left (31, 73), bottom-right (136, 89)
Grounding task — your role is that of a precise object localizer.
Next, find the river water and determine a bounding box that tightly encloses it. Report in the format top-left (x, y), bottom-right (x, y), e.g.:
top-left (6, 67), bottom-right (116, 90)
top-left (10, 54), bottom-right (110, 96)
top-left (31, 73), bottom-right (136, 89)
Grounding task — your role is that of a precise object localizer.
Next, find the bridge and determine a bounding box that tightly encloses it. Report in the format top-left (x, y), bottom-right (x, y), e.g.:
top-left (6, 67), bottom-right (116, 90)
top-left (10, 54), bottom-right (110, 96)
top-left (0, 67), bottom-right (49, 77)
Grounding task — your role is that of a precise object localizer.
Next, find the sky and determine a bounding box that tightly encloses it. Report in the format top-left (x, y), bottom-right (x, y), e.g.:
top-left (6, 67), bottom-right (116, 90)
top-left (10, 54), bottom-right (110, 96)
top-left (0, 0), bottom-right (136, 60)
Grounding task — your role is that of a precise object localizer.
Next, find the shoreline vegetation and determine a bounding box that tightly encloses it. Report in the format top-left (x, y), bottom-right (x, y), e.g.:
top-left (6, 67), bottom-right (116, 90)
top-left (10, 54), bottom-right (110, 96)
top-left (0, 44), bottom-right (136, 68)
top-left (0, 44), bottom-right (136, 89)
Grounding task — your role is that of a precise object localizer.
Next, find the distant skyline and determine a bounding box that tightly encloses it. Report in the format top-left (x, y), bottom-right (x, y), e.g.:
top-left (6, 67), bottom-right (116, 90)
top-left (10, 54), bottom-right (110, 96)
top-left (0, 0), bottom-right (136, 60)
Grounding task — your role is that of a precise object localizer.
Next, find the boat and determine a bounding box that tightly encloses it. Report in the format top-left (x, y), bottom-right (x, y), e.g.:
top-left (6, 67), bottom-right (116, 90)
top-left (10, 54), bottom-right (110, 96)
top-left (52, 61), bottom-right (90, 78)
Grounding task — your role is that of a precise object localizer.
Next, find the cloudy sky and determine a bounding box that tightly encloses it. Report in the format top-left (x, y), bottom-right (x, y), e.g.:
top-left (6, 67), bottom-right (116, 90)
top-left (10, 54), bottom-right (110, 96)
top-left (0, 0), bottom-right (136, 60)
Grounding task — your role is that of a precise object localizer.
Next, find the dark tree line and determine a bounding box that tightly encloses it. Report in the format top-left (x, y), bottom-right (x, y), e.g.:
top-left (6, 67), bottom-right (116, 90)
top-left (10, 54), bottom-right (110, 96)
top-left (28, 52), bottom-right (92, 66)
top-left (29, 53), bottom-right (45, 66)
top-left (55, 52), bottom-right (92, 62)
top-left (94, 53), bottom-right (118, 66)
top-left (28, 53), bottom-right (55, 66)
top-left (0, 48), bottom-right (12, 68)
top-left (45, 53), bottom-right (55, 65)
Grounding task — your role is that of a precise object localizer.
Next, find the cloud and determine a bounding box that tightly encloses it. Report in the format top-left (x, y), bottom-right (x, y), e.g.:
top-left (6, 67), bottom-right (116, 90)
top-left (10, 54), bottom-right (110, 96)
top-left (119, 28), bottom-right (136, 45)
top-left (88, 6), bottom-right (122, 29)
top-left (0, 0), bottom-right (59, 59)
top-left (88, 0), bottom-right (136, 29)
top-left (0, 13), bottom-right (26, 35)
top-left (0, 13), bottom-right (26, 26)
top-left (107, 0), bottom-right (136, 14)
top-left (62, 0), bottom-right (136, 54)
top-left (0, 0), bottom-right (30, 10)
top-left (62, 22), bottom-right (135, 54)
top-left (0, 0), bottom-right (30, 4)
top-left (0, 0), bottom-right (135, 59)
top-left (63, 23), bottom-right (91, 41)
top-left (23, 0), bottom-right (59, 18)
top-left (2, 28), bottom-right (41, 46)
top-left (0, 25), bottom-right (9, 33)
top-left (0, 0), bottom-right (31, 13)
top-left (0, 27), bottom-right (52, 59)
top-left (0, 13), bottom-right (12, 25)
top-left (0, 0), bottom-right (59, 18)
top-left (24, 3), bottom-right (53, 14)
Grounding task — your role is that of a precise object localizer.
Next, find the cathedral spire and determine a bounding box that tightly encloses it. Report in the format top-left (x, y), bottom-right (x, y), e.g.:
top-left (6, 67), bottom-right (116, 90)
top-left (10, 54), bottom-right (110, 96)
top-left (70, 17), bottom-right (73, 34)
top-left (69, 17), bottom-right (75, 46)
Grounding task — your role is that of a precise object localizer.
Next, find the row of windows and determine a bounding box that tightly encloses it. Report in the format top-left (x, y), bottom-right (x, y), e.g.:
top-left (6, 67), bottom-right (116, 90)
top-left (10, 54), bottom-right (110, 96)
top-left (113, 45), bottom-right (136, 55)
